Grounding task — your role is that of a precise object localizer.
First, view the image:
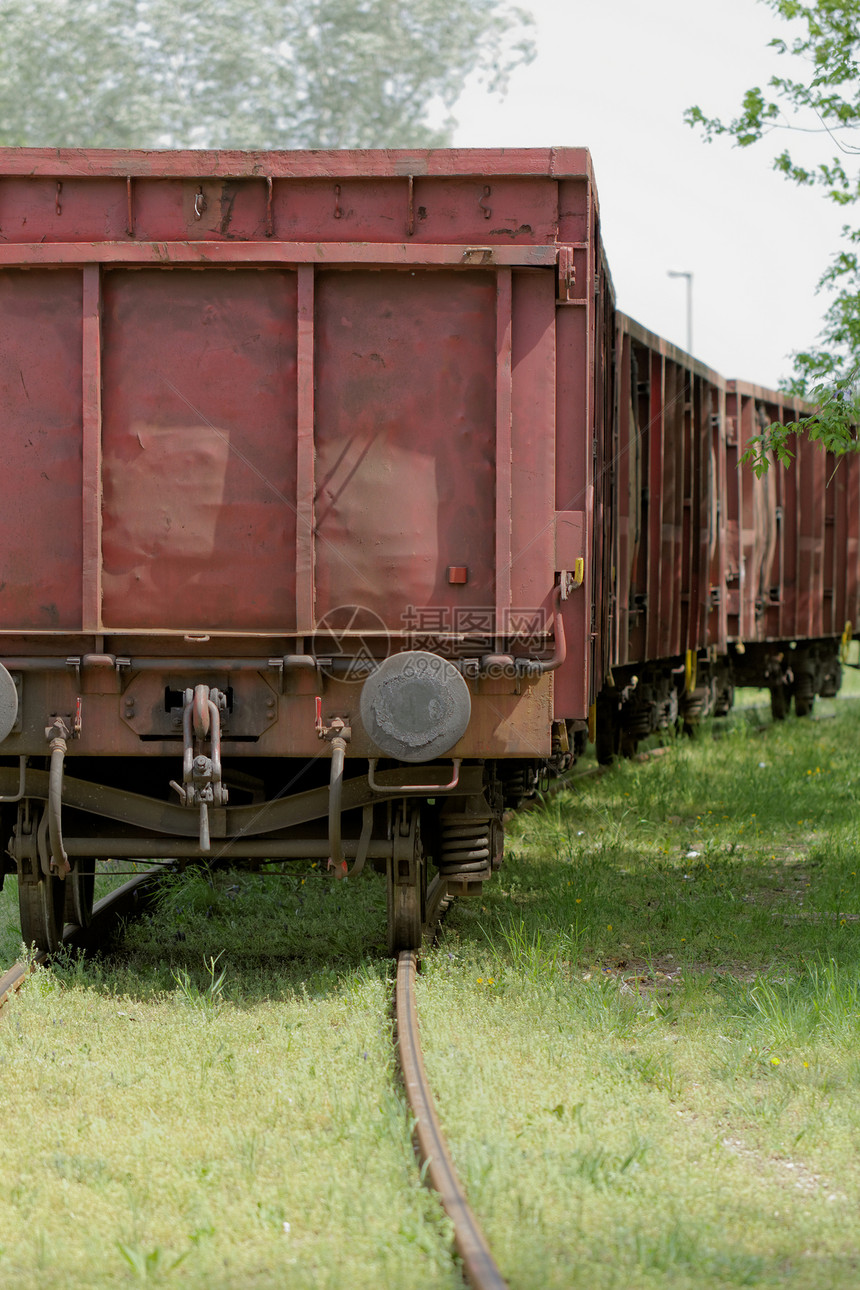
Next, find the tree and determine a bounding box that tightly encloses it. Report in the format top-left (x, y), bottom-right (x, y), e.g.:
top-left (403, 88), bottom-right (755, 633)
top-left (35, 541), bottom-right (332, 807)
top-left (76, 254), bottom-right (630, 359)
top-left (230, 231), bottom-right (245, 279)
top-left (686, 0), bottom-right (860, 471)
top-left (0, 0), bottom-right (534, 151)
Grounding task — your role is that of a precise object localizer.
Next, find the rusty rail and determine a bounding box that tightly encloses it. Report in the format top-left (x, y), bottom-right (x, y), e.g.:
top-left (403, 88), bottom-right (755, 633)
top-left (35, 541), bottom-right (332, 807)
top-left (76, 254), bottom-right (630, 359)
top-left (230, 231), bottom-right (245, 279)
top-left (395, 949), bottom-right (508, 1290)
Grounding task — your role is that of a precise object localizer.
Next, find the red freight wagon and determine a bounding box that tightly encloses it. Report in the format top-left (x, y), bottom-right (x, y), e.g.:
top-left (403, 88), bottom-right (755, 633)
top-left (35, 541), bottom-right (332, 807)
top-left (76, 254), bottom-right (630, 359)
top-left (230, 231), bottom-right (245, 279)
top-left (595, 320), bottom-right (859, 757)
top-left (597, 316), bottom-right (730, 760)
top-left (722, 383), bottom-right (857, 718)
top-left (0, 148), bottom-right (610, 952)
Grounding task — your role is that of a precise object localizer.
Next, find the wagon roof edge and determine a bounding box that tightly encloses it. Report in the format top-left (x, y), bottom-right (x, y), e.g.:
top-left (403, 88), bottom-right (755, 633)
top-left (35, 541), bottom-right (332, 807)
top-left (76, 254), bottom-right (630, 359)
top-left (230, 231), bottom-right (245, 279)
top-left (0, 146), bottom-right (595, 182)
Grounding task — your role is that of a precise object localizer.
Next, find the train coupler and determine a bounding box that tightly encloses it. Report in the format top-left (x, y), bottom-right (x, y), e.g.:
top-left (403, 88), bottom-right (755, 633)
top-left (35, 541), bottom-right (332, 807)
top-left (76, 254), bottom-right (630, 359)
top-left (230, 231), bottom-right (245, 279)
top-left (169, 685), bottom-right (229, 853)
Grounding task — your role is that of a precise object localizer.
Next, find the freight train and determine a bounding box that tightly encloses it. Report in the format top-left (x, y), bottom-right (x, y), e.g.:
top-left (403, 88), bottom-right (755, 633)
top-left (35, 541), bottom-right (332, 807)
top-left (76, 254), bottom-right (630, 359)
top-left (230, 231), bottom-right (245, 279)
top-left (0, 147), bottom-right (856, 954)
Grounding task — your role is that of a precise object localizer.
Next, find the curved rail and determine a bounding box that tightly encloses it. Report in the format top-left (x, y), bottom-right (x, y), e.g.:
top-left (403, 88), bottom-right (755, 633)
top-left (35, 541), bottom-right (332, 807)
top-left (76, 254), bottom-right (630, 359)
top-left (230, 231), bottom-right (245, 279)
top-left (395, 949), bottom-right (507, 1290)
top-left (0, 867), bottom-right (164, 1013)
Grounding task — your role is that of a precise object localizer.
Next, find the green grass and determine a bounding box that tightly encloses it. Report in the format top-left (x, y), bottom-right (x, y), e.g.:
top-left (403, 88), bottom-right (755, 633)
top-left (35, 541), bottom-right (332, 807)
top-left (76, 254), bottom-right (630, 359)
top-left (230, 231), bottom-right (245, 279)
top-left (2, 692), bottom-right (860, 1285)
top-left (0, 866), bottom-right (461, 1289)
top-left (416, 694), bottom-right (860, 1287)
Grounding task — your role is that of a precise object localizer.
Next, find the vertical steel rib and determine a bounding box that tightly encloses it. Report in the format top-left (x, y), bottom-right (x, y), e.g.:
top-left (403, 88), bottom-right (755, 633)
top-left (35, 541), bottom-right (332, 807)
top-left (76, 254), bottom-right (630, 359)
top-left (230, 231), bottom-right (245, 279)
top-left (81, 263), bottom-right (103, 632)
top-left (296, 264), bottom-right (316, 633)
top-left (396, 950), bottom-right (508, 1290)
top-left (495, 267), bottom-right (513, 644)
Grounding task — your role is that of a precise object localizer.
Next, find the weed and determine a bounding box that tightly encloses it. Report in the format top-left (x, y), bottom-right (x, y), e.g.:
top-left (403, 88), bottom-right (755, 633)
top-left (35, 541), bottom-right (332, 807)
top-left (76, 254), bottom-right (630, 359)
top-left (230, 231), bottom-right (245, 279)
top-left (571, 1136), bottom-right (649, 1191)
top-left (116, 1242), bottom-right (189, 1280)
top-left (492, 918), bottom-right (563, 981)
top-left (172, 952), bottom-right (226, 1020)
top-left (744, 955), bottom-right (860, 1049)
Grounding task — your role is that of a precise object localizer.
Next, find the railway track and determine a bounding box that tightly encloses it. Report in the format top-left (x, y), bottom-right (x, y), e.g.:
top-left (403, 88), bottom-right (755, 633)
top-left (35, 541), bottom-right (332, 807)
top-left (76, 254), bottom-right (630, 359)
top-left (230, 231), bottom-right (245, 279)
top-left (396, 946), bottom-right (508, 1290)
top-left (391, 742), bottom-right (707, 1288)
top-left (0, 863), bottom-right (509, 1287)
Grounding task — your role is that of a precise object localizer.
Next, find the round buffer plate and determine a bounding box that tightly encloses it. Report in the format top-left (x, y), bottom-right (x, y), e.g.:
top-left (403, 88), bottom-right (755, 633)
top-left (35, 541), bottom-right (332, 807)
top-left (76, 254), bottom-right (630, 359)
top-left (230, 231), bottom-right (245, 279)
top-left (360, 651), bottom-right (471, 763)
top-left (0, 664), bottom-right (19, 745)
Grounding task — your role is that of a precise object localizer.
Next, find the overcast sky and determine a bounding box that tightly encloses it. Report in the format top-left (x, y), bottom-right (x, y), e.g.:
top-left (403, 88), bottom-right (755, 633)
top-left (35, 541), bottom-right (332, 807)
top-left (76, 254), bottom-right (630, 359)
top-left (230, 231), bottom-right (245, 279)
top-left (453, 0), bottom-right (845, 390)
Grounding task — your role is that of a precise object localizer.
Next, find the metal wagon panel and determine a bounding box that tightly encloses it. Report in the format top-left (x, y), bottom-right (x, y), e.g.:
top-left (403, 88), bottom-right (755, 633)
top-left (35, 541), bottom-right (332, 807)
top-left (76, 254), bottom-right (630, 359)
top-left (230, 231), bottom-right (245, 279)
top-left (100, 267), bottom-right (299, 632)
top-left (0, 270), bottom-right (84, 630)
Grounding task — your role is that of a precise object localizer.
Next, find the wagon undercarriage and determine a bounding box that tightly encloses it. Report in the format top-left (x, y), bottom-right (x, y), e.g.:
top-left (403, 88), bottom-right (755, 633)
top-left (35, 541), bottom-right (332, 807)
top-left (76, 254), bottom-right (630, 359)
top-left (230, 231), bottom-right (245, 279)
top-left (0, 754), bottom-right (511, 954)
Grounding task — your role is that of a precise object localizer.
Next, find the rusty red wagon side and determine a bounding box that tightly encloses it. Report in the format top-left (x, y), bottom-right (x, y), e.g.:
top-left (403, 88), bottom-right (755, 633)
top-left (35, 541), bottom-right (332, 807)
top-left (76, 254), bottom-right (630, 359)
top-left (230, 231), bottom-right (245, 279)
top-left (594, 316), bottom-right (730, 759)
top-left (722, 382), bottom-right (859, 717)
top-left (592, 320), bottom-right (860, 758)
top-left (0, 147), bottom-right (610, 952)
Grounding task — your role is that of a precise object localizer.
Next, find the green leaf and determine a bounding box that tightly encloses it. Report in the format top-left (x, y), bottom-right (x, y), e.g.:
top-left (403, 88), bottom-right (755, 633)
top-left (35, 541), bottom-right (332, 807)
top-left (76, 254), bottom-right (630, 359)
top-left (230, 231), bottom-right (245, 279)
top-left (687, 0), bottom-right (860, 414)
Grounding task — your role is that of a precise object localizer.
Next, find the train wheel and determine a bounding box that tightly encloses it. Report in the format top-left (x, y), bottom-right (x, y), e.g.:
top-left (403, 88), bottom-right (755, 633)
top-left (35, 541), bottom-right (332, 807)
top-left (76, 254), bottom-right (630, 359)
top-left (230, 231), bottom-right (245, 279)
top-left (64, 858), bottom-right (95, 929)
top-left (595, 721), bottom-right (616, 765)
top-left (19, 872), bottom-right (66, 954)
top-left (387, 876), bottom-right (424, 955)
top-left (387, 805), bottom-right (425, 955)
top-left (595, 695), bottom-right (621, 766)
top-left (770, 683), bottom-right (788, 721)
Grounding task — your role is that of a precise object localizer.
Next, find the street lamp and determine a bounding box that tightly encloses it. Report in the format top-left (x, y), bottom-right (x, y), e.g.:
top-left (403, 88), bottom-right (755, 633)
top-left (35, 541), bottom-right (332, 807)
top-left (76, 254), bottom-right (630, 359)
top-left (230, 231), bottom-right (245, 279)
top-left (667, 270), bottom-right (693, 355)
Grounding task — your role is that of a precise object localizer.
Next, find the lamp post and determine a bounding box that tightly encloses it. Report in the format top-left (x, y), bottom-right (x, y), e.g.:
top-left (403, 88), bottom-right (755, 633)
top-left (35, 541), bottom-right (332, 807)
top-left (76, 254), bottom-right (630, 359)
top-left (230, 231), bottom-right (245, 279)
top-left (667, 269), bottom-right (693, 355)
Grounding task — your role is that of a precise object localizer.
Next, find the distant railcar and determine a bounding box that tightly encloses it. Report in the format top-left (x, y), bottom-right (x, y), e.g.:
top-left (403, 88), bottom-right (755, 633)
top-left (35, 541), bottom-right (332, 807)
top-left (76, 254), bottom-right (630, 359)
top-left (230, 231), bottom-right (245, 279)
top-left (597, 320), bottom-right (858, 756)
